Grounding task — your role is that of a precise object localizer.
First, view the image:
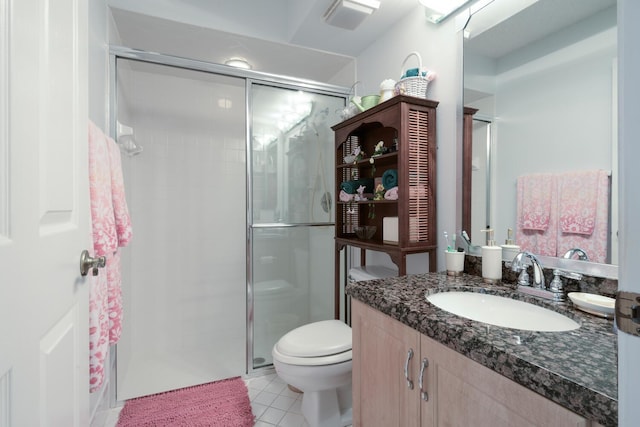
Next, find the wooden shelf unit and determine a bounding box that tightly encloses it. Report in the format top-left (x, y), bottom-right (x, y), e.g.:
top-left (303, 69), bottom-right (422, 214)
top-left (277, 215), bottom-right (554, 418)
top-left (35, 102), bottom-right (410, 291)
top-left (332, 95), bottom-right (439, 316)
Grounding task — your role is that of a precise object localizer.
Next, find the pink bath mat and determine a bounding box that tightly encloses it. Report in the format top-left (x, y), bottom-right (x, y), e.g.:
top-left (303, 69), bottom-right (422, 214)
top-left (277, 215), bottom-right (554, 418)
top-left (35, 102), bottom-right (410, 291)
top-left (116, 377), bottom-right (255, 427)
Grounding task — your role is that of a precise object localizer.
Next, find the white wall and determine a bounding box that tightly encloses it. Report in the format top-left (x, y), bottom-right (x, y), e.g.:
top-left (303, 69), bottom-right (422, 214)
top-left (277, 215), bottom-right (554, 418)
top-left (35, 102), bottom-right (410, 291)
top-left (108, 0), bottom-right (290, 44)
top-left (494, 28), bottom-right (616, 243)
top-left (89, 1), bottom-right (109, 130)
top-left (353, 7), bottom-right (462, 273)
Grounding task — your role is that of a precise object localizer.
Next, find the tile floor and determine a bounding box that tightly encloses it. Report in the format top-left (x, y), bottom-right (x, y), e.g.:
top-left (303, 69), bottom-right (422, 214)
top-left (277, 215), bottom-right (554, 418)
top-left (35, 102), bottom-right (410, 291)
top-left (101, 373), bottom-right (314, 427)
top-left (245, 373), bottom-right (310, 427)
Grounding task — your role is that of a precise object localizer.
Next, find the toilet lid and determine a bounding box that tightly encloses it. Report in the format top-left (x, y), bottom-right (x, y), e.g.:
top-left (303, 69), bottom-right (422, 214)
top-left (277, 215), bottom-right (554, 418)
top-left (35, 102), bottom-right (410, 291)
top-left (254, 280), bottom-right (293, 296)
top-left (276, 320), bottom-right (352, 358)
top-left (349, 265), bottom-right (398, 281)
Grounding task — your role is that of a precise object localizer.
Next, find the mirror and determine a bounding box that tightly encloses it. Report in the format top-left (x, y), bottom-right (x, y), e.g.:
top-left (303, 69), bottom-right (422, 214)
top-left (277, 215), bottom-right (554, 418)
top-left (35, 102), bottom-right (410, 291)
top-left (463, 0), bottom-right (618, 267)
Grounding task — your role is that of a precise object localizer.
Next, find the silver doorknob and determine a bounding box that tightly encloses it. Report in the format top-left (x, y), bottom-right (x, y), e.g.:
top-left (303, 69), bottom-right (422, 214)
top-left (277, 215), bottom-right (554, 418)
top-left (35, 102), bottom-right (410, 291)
top-left (80, 250), bottom-right (106, 276)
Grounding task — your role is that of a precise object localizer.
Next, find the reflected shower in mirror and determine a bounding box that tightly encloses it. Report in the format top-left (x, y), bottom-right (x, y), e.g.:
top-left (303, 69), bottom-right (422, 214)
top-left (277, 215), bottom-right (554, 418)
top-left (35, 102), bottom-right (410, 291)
top-left (462, 0), bottom-right (618, 266)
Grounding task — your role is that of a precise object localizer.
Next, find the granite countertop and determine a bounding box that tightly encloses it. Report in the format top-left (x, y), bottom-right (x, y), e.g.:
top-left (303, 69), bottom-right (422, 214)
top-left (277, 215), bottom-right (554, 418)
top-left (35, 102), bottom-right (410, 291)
top-left (346, 272), bottom-right (618, 426)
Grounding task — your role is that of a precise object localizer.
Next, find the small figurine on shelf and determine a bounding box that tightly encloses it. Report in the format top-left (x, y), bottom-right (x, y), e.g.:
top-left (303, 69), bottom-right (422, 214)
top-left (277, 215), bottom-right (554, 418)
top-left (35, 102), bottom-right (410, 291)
top-left (373, 183), bottom-right (385, 201)
top-left (354, 146), bottom-right (365, 163)
top-left (354, 185), bottom-right (367, 201)
top-left (369, 141), bottom-right (387, 176)
top-left (372, 140), bottom-right (387, 157)
top-left (344, 145), bottom-right (365, 164)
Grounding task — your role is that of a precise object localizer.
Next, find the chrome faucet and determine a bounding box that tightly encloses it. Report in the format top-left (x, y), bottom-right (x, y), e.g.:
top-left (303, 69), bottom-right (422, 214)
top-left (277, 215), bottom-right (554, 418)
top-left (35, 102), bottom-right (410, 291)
top-left (511, 251), bottom-right (566, 302)
top-left (511, 251), bottom-right (546, 289)
top-left (563, 248), bottom-right (589, 261)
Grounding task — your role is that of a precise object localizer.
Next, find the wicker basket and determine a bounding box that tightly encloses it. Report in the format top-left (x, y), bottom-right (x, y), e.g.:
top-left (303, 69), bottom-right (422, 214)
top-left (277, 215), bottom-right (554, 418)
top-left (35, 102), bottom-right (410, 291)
top-left (394, 51), bottom-right (430, 98)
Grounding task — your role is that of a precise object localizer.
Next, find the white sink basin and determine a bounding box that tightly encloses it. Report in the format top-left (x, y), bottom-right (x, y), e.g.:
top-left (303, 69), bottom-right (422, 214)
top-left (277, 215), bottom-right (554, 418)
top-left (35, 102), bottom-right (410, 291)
top-left (426, 291), bottom-right (580, 332)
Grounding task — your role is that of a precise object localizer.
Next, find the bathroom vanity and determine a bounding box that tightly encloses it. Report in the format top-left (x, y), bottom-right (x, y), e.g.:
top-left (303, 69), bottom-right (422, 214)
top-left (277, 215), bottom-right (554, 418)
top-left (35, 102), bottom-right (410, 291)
top-left (347, 273), bottom-right (616, 426)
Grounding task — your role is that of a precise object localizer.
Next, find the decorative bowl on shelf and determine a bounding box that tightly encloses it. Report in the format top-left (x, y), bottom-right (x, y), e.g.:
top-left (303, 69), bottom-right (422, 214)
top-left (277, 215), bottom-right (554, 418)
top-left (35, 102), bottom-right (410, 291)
top-left (344, 155), bottom-right (356, 164)
top-left (354, 226), bottom-right (376, 240)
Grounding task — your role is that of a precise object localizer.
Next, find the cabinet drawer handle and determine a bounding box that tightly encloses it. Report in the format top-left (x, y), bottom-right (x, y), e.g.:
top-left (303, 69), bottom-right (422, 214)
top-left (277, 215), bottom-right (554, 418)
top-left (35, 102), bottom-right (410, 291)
top-left (404, 349), bottom-right (414, 390)
top-left (419, 357), bottom-right (429, 401)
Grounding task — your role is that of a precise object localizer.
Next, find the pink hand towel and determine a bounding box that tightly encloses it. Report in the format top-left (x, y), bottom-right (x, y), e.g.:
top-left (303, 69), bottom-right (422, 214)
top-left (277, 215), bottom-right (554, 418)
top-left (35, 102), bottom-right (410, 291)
top-left (517, 173), bottom-right (555, 231)
top-left (384, 186), bottom-right (398, 200)
top-left (558, 170), bottom-right (607, 235)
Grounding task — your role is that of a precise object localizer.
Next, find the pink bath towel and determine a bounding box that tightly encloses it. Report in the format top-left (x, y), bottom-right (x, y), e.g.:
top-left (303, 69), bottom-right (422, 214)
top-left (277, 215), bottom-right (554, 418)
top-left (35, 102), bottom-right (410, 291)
top-left (516, 174), bottom-right (558, 257)
top-left (88, 121), bottom-right (117, 257)
top-left (557, 170), bottom-right (609, 263)
top-left (107, 250), bottom-right (123, 344)
top-left (107, 135), bottom-right (133, 247)
top-left (89, 258), bottom-right (109, 393)
top-left (88, 121), bottom-right (132, 391)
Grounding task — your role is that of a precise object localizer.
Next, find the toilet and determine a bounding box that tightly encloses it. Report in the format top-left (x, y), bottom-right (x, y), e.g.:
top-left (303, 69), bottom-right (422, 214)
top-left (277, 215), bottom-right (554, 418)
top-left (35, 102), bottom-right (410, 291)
top-left (272, 265), bottom-right (397, 427)
top-left (272, 319), bottom-right (353, 427)
top-left (348, 265), bottom-right (398, 282)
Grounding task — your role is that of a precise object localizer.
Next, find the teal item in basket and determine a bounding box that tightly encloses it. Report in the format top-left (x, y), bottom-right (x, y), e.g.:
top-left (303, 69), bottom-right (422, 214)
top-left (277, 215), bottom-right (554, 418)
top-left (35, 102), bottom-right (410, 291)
top-left (382, 169), bottom-right (398, 189)
top-left (340, 178), bottom-right (374, 194)
top-left (401, 68), bottom-right (428, 79)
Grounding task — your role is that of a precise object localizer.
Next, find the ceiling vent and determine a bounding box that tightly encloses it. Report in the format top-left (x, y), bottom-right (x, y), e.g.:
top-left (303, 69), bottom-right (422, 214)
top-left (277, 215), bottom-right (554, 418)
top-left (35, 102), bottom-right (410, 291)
top-left (323, 0), bottom-right (381, 30)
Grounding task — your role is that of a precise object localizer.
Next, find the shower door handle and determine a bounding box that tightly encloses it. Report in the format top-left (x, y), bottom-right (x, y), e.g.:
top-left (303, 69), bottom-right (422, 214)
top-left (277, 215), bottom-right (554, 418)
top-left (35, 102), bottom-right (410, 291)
top-left (80, 250), bottom-right (106, 276)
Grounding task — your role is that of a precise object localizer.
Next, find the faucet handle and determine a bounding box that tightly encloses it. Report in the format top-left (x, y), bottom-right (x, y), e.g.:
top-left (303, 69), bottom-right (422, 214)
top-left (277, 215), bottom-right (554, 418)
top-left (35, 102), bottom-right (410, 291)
top-left (549, 270), bottom-right (566, 301)
top-left (517, 268), bottom-right (530, 287)
top-left (550, 270), bottom-right (564, 292)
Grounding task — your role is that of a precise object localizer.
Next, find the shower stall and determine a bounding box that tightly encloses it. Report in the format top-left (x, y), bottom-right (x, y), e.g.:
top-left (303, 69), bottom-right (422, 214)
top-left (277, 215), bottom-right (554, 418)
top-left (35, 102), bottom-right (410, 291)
top-left (111, 48), bottom-right (347, 400)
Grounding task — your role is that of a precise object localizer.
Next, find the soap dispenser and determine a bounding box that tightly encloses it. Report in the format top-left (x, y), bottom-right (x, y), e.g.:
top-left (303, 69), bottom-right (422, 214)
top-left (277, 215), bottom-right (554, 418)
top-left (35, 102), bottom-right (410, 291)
top-left (501, 228), bottom-right (521, 262)
top-left (481, 229), bottom-right (503, 283)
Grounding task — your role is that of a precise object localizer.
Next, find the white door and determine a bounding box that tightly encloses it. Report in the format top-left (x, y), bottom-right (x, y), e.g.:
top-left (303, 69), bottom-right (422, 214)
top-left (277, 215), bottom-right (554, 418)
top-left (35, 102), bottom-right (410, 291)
top-left (0, 0), bottom-right (89, 426)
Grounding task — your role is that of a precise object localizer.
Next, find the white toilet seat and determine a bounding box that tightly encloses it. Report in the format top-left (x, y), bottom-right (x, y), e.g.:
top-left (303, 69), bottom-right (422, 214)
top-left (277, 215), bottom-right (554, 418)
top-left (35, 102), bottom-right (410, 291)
top-left (273, 345), bottom-right (352, 366)
top-left (273, 320), bottom-right (352, 366)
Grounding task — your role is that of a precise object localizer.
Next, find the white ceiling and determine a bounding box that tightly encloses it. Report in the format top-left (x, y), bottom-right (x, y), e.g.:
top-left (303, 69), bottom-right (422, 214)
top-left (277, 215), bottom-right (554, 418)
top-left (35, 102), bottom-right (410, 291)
top-left (109, 0), bottom-right (418, 84)
top-left (463, 0), bottom-right (616, 59)
top-left (109, 0), bottom-right (617, 84)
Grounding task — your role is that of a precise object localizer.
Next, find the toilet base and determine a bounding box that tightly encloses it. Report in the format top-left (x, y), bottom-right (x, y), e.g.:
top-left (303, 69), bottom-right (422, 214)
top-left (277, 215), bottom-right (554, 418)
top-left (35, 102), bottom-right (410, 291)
top-left (300, 383), bottom-right (352, 427)
top-left (288, 384), bottom-right (303, 394)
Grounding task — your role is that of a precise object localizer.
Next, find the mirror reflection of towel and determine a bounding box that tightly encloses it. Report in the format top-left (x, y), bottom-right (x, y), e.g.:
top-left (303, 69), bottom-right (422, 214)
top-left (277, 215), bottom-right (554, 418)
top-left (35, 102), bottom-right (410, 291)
top-left (516, 170), bottom-right (610, 263)
top-left (558, 170), bottom-right (607, 235)
top-left (516, 173), bottom-right (557, 257)
top-left (517, 173), bottom-right (555, 231)
top-left (557, 170), bottom-right (609, 263)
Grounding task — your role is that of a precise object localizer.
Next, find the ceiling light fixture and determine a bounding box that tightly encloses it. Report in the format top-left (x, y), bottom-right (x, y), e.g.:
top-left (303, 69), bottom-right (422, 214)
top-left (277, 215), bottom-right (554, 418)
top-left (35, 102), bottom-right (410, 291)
top-left (419, 0), bottom-right (474, 24)
top-left (225, 57), bottom-right (252, 70)
top-left (323, 0), bottom-right (381, 30)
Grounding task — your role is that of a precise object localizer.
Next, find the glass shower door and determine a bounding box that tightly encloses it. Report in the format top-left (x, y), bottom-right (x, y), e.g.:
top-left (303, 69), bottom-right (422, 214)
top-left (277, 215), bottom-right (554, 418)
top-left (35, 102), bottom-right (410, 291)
top-left (115, 59), bottom-right (247, 400)
top-left (249, 84), bottom-right (345, 368)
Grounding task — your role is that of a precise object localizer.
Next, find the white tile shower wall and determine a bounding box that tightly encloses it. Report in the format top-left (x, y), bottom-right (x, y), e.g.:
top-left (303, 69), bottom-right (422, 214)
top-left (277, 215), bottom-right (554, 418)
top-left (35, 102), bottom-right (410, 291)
top-left (117, 66), bottom-right (247, 400)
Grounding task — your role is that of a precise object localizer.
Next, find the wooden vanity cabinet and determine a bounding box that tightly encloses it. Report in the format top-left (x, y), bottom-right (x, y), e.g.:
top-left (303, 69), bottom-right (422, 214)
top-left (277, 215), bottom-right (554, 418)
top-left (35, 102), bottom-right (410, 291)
top-left (351, 299), bottom-right (596, 427)
top-left (332, 96), bottom-right (439, 280)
